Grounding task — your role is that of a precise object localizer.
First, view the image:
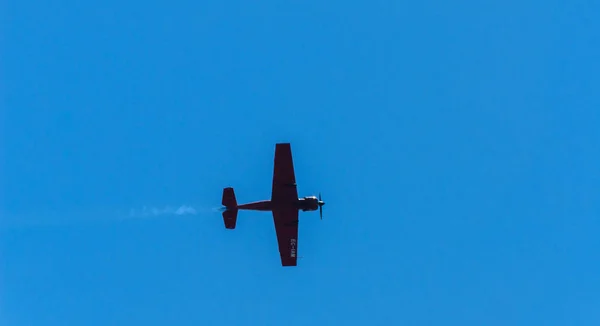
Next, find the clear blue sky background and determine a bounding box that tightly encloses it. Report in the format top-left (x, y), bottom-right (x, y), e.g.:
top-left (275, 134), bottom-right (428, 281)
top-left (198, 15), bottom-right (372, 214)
top-left (2, 1), bottom-right (599, 325)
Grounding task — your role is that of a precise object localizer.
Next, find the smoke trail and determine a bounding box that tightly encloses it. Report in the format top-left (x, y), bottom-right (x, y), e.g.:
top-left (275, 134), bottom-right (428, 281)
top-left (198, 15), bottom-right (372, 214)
top-left (0, 204), bottom-right (219, 230)
top-left (127, 205), bottom-right (204, 218)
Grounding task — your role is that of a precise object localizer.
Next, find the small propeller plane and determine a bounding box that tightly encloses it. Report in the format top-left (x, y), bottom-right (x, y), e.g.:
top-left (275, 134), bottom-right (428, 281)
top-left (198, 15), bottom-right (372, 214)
top-left (220, 143), bottom-right (325, 266)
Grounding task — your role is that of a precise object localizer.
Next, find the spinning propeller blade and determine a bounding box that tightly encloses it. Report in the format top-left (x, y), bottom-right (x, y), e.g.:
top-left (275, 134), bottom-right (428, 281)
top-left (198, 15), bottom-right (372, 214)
top-left (318, 192), bottom-right (324, 220)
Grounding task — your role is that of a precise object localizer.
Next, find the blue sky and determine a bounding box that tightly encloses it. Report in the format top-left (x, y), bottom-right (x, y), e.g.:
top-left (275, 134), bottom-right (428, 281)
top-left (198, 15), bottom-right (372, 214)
top-left (2, 0), bottom-right (599, 325)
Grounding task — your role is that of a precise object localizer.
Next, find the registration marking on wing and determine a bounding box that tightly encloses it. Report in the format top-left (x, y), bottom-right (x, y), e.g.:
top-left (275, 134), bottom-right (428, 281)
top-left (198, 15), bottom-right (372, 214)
top-left (291, 238), bottom-right (297, 257)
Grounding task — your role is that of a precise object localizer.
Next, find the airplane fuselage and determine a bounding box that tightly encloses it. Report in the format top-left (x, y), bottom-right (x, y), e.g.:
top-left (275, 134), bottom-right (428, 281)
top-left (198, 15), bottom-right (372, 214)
top-left (234, 196), bottom-right (321, 212)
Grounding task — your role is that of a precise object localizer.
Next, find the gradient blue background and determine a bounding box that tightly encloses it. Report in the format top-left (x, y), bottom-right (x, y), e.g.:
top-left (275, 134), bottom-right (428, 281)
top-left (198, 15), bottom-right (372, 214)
top-left (2, 1), bottom-right (599, 325)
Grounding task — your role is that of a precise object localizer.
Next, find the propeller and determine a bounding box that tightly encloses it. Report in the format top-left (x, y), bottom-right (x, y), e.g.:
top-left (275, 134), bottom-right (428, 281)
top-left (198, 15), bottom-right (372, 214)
top-left (318, 192), bottom-right (325, 219)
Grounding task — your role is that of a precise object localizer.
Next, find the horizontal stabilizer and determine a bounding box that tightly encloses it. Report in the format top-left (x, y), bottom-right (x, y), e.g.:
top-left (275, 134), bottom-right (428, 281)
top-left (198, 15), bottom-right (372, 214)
top-left (222, 187), bottom-right (238, 229)
top-left (222, 187), bottom-right (237, 208)
top-left (222, 209), bottom-right (238, 229)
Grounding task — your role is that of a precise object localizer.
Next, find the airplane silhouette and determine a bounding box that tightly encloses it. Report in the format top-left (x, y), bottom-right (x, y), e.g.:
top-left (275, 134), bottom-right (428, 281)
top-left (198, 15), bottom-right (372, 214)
top-left (220, 143), bottom-right (325, 266)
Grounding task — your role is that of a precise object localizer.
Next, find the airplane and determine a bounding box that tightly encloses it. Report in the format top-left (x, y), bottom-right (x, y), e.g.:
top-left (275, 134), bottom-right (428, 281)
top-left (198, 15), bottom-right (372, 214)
top-left (220, 142), bottom-right (325, 266)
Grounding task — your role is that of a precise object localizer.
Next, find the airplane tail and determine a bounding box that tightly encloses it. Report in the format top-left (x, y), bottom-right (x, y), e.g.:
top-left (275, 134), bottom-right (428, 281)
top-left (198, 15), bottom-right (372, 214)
top-left (222, 187), bottom-right (237, 208)
top-left (222, 208), bottom-right (238, 229)
top-left (222, 187), bottom-right (238, 229)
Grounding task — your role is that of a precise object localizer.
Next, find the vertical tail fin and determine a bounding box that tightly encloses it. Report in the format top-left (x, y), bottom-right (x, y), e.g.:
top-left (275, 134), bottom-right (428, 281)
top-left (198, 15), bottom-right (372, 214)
top-left (222, 187), bottom-right (238, 229)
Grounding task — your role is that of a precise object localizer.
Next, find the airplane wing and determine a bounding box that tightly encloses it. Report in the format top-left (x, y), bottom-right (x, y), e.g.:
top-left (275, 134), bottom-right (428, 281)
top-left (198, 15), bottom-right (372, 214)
top-left (271, 143), bottom-right (298, 202)
top-left (271, 143), bottom-right (300, 266)
top-left (272, 208), bottom-right (299, 266)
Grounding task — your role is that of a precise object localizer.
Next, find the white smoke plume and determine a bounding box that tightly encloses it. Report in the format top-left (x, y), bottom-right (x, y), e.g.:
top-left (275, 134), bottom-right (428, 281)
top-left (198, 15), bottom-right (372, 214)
top-left (0, 204), bottom-right (219, 230)
top-left (128, 205), bottom-right (199, 217)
